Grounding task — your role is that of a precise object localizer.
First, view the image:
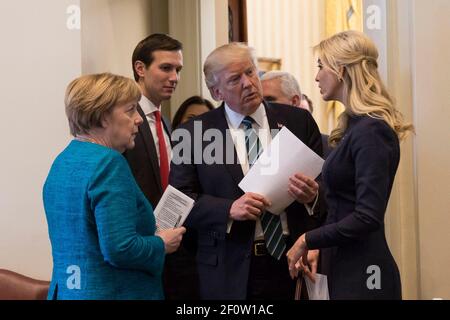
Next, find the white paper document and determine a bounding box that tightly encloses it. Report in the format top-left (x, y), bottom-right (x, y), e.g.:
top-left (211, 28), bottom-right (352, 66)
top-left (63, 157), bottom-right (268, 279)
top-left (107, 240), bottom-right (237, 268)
top-left (238, 127), bottom-right (324, 214)
top-left (154, 185), bottom-right (194, 230)
top-left (305, 273), bottom-right (330, 300)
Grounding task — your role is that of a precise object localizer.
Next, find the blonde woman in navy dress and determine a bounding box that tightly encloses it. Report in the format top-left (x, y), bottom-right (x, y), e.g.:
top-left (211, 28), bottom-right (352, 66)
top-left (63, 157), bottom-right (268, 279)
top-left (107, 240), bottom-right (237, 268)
top-left (287, 31), bottom-right (414, 299)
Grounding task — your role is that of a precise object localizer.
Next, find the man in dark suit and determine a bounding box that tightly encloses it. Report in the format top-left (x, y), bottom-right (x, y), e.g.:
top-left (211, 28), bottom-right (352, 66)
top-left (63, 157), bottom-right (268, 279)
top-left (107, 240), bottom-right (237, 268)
top-left (124, 34), bottom-right (199, 300)
top-left (170, 43), bottom-right (324, 299)
top-left (124, 33), bottom-right (183, 206)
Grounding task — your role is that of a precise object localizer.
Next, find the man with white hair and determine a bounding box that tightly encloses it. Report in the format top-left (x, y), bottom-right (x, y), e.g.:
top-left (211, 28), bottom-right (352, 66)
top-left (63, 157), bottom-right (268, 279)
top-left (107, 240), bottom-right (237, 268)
top-left (261, 71), bottom-right (303, 108)
top-left (170, 43), bottom-right (324, 299)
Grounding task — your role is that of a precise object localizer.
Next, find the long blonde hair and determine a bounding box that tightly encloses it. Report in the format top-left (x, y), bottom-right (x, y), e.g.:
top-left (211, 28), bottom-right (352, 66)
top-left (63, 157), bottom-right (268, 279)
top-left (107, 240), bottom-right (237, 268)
top-left (315, 31), bottom-right (414, 147)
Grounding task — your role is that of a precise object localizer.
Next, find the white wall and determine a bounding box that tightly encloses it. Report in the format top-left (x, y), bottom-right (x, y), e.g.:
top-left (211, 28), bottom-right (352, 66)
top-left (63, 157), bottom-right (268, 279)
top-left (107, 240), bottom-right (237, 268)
top-left (80, 0), bottom-right (154, 78)
top-left (80, 0), bottom-right (176, 119)
top-left (0, 0), bottom-right (81, 280)
top-left (412, 0), bottom-right (450, 299)
top-left (385, 0), bottom-right (420, 299)
top-left (247, 0), bottom-right (327, 131)
top-left (168, 0), bottom-right (203, 116)
top-left (169, 0), bottom-right (229, 115)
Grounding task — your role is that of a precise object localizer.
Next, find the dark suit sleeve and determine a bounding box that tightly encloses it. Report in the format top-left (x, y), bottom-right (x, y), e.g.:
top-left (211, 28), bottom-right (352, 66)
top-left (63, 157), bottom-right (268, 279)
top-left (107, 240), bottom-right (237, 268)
top-left (169, 127), bottom-right (232, 234)
top-left (169, 164), bottom-right (232, 234)
top-left (306, 122), bottom-right (398, 249)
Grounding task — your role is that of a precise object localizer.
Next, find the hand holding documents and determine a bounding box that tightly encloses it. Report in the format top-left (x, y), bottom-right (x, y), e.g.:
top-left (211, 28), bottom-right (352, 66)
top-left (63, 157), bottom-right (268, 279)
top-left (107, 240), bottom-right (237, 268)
top-left (238, 127), bottom-right (324, 214)
top-left (154, 185), bottom-right (194, 230)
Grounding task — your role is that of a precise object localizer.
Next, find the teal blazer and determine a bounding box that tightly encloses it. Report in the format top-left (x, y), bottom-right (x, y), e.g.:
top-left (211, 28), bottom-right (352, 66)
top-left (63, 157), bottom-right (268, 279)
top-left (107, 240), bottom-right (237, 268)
top-left (43, 140), bottom-right (165, 299)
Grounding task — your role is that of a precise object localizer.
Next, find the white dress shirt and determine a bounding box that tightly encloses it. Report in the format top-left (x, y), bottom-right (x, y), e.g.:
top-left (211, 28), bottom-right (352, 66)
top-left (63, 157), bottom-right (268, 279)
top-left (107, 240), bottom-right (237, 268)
top-left (139, 95), bottom-right (172, 169)
top-left (224, 103), bottom-right (289, 240)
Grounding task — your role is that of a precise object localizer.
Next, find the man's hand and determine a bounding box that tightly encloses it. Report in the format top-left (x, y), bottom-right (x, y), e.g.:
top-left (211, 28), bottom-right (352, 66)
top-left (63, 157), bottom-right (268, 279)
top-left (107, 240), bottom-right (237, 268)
top-left (230, 193), bottom-right (271, 221)
top-left (288, 173), bottom-right (319, 204)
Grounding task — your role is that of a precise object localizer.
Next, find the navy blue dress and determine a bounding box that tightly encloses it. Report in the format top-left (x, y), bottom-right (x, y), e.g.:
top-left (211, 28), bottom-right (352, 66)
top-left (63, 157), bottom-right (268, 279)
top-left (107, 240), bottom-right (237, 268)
top-left (306, 115), bottom-right (402, 299)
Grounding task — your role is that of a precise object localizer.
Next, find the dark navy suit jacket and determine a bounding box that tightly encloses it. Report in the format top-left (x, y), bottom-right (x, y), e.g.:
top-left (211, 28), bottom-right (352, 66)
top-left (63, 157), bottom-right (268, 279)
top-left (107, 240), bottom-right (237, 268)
top-left (123, 105), bottom-right (199, 300)
top-left (321, 134), bottom-right (332, 159)
top-left (170, 102), bottom-right (324, 299)
top-left (307, 115), bottom-right (402, 300)
top-left (123, 104), bottom-right (171, 209)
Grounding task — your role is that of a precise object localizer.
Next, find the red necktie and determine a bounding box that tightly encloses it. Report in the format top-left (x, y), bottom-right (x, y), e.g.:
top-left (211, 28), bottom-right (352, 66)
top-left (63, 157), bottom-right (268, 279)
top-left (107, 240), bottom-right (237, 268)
top-left (154, 110), bottom-right (169, 191)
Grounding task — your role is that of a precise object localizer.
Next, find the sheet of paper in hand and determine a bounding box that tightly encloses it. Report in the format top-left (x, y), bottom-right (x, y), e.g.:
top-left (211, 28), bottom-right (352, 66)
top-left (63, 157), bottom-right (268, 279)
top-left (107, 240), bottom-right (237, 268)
top-left (238, 126), bottom-right (324, 214)
top-left (154, 185), bottom-right (194, 230)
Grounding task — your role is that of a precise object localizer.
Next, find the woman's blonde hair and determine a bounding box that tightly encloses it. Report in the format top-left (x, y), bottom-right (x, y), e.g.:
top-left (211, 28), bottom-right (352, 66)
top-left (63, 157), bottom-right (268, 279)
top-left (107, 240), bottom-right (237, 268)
top-left (65, 73), bottom-right (141, 136)
top-left (315, 30), bottom-right (414, 147)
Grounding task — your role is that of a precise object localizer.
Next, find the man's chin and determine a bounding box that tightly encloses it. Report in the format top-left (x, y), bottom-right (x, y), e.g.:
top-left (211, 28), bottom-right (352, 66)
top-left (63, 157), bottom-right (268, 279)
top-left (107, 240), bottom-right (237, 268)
top-left (245, 96), bottom-right (262, 108)
top-left (162, 93), bottom-right (174, 101)
top-left (242, 102), bottom-right (262, 115)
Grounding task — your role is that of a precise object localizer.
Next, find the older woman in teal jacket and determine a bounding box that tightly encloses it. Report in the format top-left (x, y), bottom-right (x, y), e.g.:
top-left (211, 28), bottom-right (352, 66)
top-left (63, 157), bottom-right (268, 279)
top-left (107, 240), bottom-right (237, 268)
top-left (43, 73), bottom-right (185, 299)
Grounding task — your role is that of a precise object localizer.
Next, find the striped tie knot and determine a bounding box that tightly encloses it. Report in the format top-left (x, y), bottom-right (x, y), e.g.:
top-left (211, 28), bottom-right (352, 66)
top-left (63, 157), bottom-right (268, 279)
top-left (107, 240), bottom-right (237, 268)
top-left (241, 116), bottom-right (254, 130)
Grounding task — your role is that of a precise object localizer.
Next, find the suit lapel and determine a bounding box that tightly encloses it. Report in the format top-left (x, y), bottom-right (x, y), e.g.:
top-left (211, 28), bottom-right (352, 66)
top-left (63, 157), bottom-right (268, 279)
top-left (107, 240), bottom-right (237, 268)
top-left (137, 104), bottom-right (162, 189)
top-left (264, 101), bottom-right (284, 138)
top-left (214, 104), bottom-right (245, 186)
top-left (216, 102), bottom-right (286, 186)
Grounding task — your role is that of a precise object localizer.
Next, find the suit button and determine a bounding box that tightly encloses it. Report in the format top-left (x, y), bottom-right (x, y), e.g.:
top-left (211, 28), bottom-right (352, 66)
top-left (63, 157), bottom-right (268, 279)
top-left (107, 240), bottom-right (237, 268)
top-left (246, 253), bottom-right (251, 259)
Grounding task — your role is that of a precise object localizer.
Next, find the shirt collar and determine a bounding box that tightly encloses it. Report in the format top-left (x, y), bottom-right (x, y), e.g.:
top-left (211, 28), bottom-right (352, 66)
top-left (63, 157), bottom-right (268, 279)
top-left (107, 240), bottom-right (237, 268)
top-left (224, 102), bottom-right (266, 129)
top-left (139, 94), bottom-right (160, 116)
